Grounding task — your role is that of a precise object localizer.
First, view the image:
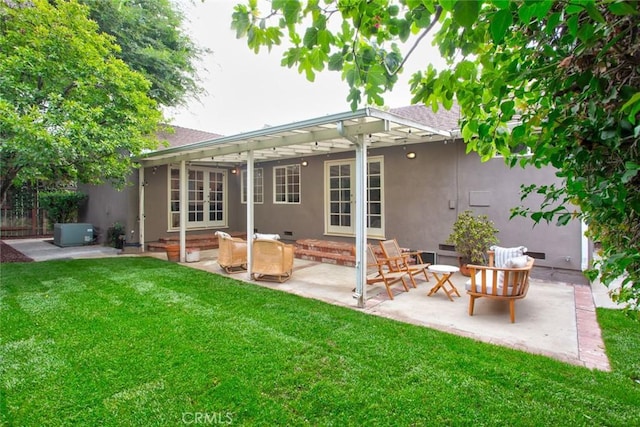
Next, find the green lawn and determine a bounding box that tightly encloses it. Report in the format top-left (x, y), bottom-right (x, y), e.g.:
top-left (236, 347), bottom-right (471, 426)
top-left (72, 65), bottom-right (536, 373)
top-left (1, 257), bottom-right (639, 426)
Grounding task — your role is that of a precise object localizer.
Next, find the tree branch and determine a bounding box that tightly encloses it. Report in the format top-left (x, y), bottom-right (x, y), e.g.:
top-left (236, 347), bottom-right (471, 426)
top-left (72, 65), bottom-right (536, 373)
top-left (384, 5), bottom-right (443, 76)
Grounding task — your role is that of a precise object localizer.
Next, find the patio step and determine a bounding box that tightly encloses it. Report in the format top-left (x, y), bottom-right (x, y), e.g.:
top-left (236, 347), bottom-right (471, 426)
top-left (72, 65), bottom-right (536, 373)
top-left (294, 239), bottom-right (356, 267)
top-left (146, 231), bottom-right (247, 252)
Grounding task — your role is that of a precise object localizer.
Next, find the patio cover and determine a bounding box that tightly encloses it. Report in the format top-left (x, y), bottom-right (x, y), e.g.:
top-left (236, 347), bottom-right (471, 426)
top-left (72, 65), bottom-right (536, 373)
top-left (137, 107), bottom-right (453, 307)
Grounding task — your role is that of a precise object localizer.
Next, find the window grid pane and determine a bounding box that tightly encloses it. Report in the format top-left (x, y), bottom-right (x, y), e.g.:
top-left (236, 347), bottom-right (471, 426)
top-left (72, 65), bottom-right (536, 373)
top-left (241, 169), bottom-right (264, 203)
top-left (274, 165), bottom-right (301, 204)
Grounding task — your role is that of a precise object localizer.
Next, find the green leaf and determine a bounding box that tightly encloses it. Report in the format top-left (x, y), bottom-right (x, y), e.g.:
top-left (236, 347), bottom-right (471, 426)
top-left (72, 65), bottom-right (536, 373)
top-left (567, 14), bottom-right (579, 37)
top-left (308, 48), bottom-right (326, 72)
top-left (577, 23), bottom-right (595, 43)
top-left (500, 100), bottom-right (515, 116)
top-left (545, 12), bottom-right (561, 35)
top-left (345, 66), bottom-right (357, 87)
top-left (490, 9), bottom-right (512, 43)
top-left (231, 8), bottom-right (251, 38)
top-left (439, 0), bottom-right (457, 12)
top-left (328, 53), bottom-right (343, 71)
top-left (529, 0), bottom-right (553, 20)
top-left (398, 19), bottom-right (411, 42)
top-left (556, 213), bottom-right (572, 226)
top-left (279, 0), bottom-right (302, 25)
top-left (303, 27), bottom-right (318, 48)
top-left (453, 0), bottom-right (480, 29)
top-left (621, 162), bottom-right (639, 184)
top-left (491, 0), bottom-right (510, 10)
top-left (366, 64), bottom-right (386, 88)
top-left (608, 1), bottom-right (640, 16)
top-left (620, 92), bottom-right (640, 124)
top-left (583, 2), bottom-right (606, 23)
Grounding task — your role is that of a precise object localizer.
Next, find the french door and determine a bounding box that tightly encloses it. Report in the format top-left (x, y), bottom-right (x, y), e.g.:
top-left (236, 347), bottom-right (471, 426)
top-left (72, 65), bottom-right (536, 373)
top-left (324, 157), bottom-right (384, 238)
top-left (170, 166), bottom-right (227, 229)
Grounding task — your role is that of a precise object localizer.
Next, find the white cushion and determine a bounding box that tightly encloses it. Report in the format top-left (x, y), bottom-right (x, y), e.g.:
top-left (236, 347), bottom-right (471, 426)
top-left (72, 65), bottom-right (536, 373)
top-left (254, 233), bottom-right (280, 240)
top-left (490, 245), bottom-right (527, 268)
top-left (465, 271), bottom-right (516, 295)
top-left (465, 269), bottom-right (502, 290)
top-left (505, 255), bottom-right (529, 268)
top-left (215, 231), bottom-right (231, 239)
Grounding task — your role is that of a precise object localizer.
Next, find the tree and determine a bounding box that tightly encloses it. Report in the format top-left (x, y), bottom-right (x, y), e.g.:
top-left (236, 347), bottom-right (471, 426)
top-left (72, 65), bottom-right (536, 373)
top-left (79, 0), bottom-right (204, 108)
top-left (231, 0), bottom-right (640, 313)
top-left (0, 0), bottom-right (162, 204)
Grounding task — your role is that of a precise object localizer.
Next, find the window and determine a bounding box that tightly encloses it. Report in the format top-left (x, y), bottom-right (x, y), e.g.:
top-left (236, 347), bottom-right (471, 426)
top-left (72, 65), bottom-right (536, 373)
top-left (273, 164), bottom-right (301, 204)
top-left (241, 168), bottom-right (264, 204)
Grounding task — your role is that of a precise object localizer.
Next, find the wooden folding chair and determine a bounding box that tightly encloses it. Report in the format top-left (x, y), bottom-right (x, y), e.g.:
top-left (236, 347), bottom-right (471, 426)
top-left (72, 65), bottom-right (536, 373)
top-left (379, 239), bottom-right (430, 288)
top-left (366, 244), bottom-right (410, 300)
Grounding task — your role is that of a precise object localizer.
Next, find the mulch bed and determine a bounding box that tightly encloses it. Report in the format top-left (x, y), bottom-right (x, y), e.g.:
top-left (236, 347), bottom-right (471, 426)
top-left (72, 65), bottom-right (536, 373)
top-left (0, 240), bottom-right (34, 263)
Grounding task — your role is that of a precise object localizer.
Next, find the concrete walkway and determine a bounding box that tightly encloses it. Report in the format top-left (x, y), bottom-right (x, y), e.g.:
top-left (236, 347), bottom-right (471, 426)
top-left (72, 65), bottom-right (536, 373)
top-left (3, 239), bottom-right (622, 371)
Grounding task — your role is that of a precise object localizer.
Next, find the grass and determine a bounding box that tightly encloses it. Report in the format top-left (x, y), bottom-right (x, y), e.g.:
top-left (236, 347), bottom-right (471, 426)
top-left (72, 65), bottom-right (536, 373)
top-left (1, 257), bottom-right (639, 426)
top-left (597, 308), bottom-right (640, 384)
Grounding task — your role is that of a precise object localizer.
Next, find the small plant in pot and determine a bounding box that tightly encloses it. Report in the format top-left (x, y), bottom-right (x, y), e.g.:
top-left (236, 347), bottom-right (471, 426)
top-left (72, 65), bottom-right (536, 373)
top-left (446, 210), bottom-right (499, 276)
top-left (106, 222), bottom-right (126, 249)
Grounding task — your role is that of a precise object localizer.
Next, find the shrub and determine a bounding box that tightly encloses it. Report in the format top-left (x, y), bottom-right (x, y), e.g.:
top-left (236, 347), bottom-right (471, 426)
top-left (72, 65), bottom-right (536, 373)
top-left (39, 191), bottom-right (87, 224)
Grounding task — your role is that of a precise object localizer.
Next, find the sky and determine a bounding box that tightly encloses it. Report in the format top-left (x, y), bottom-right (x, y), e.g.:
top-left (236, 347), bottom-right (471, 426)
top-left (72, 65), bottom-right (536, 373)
top-left (166, 1), bottom-right (444, 136)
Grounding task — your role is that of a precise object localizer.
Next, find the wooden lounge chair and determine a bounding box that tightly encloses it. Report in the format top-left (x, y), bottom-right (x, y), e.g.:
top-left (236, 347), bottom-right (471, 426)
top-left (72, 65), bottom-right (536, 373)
top-left (251, 239), bottom-right (295, 283)
top-left (366, 244), bottom-right (411, 300)
top-left (466, 250), bottom-right (535, 323)
top-left (379, 239), bottom-right (430, 288)
top-left (215, 231), bottom-right (247, 273)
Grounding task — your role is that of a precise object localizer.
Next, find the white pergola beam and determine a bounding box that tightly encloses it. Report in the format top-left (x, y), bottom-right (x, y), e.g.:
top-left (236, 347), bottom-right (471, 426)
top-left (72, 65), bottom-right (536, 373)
top-left (140, 120), bottom-right (389, 167)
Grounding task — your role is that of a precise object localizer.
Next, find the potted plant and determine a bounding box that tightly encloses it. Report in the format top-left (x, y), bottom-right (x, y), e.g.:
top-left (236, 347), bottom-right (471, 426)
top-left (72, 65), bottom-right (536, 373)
top-left (106, 222), bottom-right (126, 249)
top-left (446, 210), bottom-right (499, 276)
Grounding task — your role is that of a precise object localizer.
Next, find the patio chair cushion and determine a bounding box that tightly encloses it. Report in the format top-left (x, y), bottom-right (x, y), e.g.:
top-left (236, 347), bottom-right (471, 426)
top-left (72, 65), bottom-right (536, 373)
top-left (254, 233), bottom-right (280, 240)
top-left (490, 245), bottom-right (527, 268)
top-left (505, 255), bottom-right (529, 268)
top-left (465, 270), bottom-right (506, 292)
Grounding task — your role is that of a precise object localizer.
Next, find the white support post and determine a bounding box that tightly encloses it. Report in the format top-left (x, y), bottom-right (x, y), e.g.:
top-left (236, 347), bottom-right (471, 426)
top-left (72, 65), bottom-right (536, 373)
top-left (581, 219), bottom-right (590, 271)
top-left (138, 167), bottom-right (145, 252)
top-left (246, 151), bottom-right (254, 277)
top-left (179, 160), bottom-right (187, 262)
top-left (354, 134), bottom-right (367, 308)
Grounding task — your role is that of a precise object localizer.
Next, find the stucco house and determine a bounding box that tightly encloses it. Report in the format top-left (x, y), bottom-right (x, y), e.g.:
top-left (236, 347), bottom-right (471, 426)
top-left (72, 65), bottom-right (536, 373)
top-left (81, 104), bottom-right (590, 300)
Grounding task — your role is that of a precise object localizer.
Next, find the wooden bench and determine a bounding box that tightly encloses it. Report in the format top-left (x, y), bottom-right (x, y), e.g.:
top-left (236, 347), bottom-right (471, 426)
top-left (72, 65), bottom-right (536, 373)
top-left (466, 251), bottom-right (535, 323)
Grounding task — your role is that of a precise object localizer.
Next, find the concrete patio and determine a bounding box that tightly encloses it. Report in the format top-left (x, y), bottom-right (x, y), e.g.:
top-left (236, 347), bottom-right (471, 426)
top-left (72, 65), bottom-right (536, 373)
top-left (174, 249), bottom-right (611, 370)
top-left (4, 239), bottom-right (621, 371)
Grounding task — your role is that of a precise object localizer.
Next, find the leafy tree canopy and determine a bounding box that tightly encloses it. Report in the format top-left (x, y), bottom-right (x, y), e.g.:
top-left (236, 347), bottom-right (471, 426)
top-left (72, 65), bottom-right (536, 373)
top-left (232, 0), bottom-right (640, 313)
top-left (0, 0), bottom-right (163, 203)
top-left (80, 0), bottom-right (204, 107)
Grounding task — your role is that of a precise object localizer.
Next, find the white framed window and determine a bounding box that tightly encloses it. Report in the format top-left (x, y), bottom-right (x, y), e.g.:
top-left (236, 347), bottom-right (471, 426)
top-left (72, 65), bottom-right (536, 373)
top-left (273, 164), bottom-right (301, 204)
top-left (241, 168), bottom-right (264, 204)
top-left (168, 166), bottom-right (228, 230)
top-left (324, 156), bottom-right (384, 238)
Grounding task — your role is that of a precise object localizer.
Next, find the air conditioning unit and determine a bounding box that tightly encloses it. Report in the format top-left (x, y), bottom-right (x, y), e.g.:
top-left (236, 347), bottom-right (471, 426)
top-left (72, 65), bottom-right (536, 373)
top-left (53, 223), bottom-right (94, 247)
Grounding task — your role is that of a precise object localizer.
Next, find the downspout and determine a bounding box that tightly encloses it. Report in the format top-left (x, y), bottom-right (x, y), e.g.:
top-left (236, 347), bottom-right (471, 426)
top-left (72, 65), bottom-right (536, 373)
top-left (338, 121), bottom-right (367, 308)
